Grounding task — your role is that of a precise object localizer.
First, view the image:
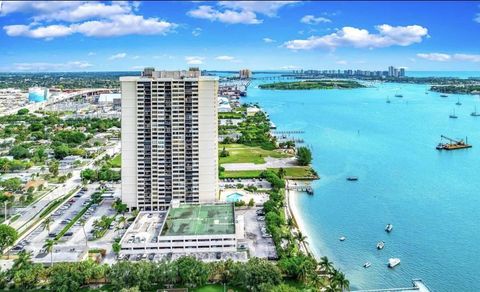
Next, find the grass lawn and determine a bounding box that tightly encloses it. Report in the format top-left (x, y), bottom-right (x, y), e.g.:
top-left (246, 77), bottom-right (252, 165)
top-left (108, 154), bottom-right (121, 168)
top-left (219, 144), bottom-right (291, 165)
top-left (220, 167), bottom-right (318, 179)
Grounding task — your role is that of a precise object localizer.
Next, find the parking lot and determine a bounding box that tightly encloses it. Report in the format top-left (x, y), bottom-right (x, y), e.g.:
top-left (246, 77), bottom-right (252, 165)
top-left (13, 183), bottom-right (122, 264)
top-left (235, 207), bottom-right (277, 260)
top-left (219, 178), bottom-right (271, 190)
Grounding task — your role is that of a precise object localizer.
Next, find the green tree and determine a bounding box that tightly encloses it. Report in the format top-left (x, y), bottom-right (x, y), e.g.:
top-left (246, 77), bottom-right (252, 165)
top-left (43, 239), bottom-right (56, 267)
top-left (112, 242), bottom-right (121, 256)
top-left (9, 145), bottom-right (30, 160)
top-left (80, 168), bottom-right (96, 182)
top-left (296, 147), bottom-right (312, 166)
top-left (10, 251), bottom-right (44, 290)
top-left (42, 217), bottom-right (53, 233)
top-left (17, 108), bottom-right (29, 115)
top-left (175, 256), bottom-right (210, 288)
top-left (248, 198), bottom-right (255, 207)
top-left (319, 256), bottom-right (334, 275)
top-left (237, 258), bottom-right (282, 291)
top-left (0, 224), bottom-right (18, 254)
top-left (48, 161), bottom-right (59, 177)
top-left (48, 262), bottom-right (86, 292)
top-left (220, 147), bottom-right (230, 157)
top-left (1, 178), bottom-right (23, 193)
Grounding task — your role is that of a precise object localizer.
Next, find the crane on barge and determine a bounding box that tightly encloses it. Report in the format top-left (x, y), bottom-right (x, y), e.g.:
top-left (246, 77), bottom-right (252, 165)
top-left (436, 135), bottom-right (472, 150)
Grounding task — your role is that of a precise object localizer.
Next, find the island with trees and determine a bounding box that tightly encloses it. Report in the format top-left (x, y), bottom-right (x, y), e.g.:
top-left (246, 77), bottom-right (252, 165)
top-left (430, 84), bottom-right (480, 95)
top-left (259, 80), bottom-right (366, 90)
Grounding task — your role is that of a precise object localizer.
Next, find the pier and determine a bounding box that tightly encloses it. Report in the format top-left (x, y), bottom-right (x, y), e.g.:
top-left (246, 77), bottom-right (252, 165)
top-left (272, 130), bottom-right (305, 135)
top-left (351, 279), bottom-right (431, 292)
top-left (287, 185), bottom-right (314, 194)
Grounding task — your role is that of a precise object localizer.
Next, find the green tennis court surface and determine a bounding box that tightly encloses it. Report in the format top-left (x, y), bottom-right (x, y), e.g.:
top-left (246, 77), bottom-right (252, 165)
top-left (161, 204), bottom-right (235, 236)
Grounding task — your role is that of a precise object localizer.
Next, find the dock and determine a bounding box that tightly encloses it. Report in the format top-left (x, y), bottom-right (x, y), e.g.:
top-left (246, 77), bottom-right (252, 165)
top-left (287, 185), bottom-right (314, 194)
top-left (351, 279), bottom-right (431, 292)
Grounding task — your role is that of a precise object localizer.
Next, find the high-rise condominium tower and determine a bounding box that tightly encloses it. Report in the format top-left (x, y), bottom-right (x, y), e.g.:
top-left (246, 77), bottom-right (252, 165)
top-left (120, 68), bottom-right (218, 211)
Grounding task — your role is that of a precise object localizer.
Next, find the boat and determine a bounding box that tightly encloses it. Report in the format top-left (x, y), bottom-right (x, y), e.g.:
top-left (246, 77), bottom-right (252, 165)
top-left (363, 262), bottom-right (371, 268)
top-left (394, 94), bottom-right (403, 98)
top-left (449, 109), bottom-right (458, 119)
top-left (456, 98), bottom-right (462, 106)
top-left (346, 176), bottom-right (358, 181)
top-left (440, 94), bottom-right (448, 98)
top-left (436, 135), bottom-right (472, 150)
top-left (339, 236), bottom-right (346, 241)
top-left (385, 224), bottom-right (393, 233)
top-left (386, 98), bottom-right (391, 104)
top-left (377, 241), bottom-right (385, 250)
top-left (388, 258), bottom-right (401, 268)
top-left (471, 106), bottom-right (480, 117)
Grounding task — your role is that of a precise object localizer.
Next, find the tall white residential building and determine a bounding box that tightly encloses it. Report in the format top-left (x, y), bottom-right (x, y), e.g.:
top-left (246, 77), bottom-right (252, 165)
top-left (120, 68), bottom-right (218, 211)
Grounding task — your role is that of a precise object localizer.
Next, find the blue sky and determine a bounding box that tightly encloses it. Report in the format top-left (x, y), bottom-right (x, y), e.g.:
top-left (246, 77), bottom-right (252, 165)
top-left (0, 1), bottom-right (479, 72)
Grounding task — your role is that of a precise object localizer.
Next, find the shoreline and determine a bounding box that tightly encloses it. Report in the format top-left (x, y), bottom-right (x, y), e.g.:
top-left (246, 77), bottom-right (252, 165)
top-left (285, 180), bottom-right (319, 259)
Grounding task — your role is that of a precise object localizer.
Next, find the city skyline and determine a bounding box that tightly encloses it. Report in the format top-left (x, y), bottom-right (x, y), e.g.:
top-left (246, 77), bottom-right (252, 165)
top-left (1, 1), bottom-right (480, 72)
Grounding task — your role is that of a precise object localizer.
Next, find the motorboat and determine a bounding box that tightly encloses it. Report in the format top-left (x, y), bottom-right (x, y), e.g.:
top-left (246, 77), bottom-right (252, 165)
top-left (339, 236), bottom-right (346, 241)
top-left (388, 258), bottom-right (401, 268)
top-left (386, 98), bottom-right (391, 103)
top-left (385, 224), bottom-right (393, 233)
top-left (440, 94), bottom-right (448, 98)
top-left (363, 262), bottom-right (371, 268)
top-left (395, 94), bottom-right (403, 98)
top-left (377, 241), bottom-right (385, 250)
top-left (346, 176), bottom-right (359, 181)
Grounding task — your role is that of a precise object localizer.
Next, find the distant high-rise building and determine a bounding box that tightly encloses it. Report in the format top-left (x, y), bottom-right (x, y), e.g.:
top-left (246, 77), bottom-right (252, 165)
top-left (120, 68), bottom-right (218, 211)
top-left (388, 66), bottom-right (395, 77)
top-left (239, 69), bottom-right (252, 79)
top-left (399, 68), bottom-right (406, 77)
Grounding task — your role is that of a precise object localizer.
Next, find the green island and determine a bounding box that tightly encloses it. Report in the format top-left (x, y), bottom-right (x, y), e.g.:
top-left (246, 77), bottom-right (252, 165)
top-left (430, 84), bottom-right (480, 95)
top-left (259, 80), bottom-right (366, 90)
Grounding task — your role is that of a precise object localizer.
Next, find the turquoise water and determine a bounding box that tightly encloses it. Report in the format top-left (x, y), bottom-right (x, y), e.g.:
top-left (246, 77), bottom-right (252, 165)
top-left (226, 192), bottom-right (244, 203)
top-left (246, 77), bottom-right (480, 291)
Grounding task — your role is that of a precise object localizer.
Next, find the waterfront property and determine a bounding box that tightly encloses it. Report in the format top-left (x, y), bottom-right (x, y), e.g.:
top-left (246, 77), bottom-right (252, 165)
top-left (120, 202), bottom-right (239, 255)
top-left (120, 68), bottom-right (219, 211)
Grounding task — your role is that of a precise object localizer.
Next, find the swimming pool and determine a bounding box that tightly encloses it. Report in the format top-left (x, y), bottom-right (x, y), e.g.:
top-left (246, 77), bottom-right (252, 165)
top-left (226, 192), bottom-right (244, 203)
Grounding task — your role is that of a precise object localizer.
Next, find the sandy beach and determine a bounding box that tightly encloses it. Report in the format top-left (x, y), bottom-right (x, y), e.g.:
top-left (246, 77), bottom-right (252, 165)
top-left (286, 181), bottom-right (320, 259)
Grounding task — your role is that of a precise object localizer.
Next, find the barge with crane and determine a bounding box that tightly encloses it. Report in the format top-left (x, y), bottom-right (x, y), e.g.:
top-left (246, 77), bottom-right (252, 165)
top-left (436, 135), bottom-right (472, 150)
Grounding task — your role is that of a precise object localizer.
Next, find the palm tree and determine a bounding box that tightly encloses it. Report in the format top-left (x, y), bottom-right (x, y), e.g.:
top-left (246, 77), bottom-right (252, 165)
top-left (295, 231), bottom-right (308, 246)
top-left (12, 250), bottom-right (32, 270)
top-left (43, 239), bottom-right (56, 267)
top-left (42, 217), bottom-right (53, 233)
top-left (319, 256), bottom-right (334, 275)
top-left (79, 219), bottom-right (89, 248)
top-left (287, 218), bottom-right (296, 229)
top-left (332, 270), bottom-right (350, 291)
top-left (308, 272), bottom-right (328, 290)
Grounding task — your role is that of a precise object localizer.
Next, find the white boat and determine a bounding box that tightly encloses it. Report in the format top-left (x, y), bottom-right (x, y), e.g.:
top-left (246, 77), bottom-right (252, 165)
top-left (388, 258), bottom-right (401, 268)
top-left (339, 236), bottom-right (346, 241)
top-left (456, 98), bottom-right (462, 106)
top-left (449, 109), bottom-right (458, 119)
top-left (385, 224), bottom-right (393, 232)
top-left (471, 106), bottom-right (480, 117)
top-left (377, 241), bottom-right (385, 250)
top-left (363, 262), bottom-right (371, 268)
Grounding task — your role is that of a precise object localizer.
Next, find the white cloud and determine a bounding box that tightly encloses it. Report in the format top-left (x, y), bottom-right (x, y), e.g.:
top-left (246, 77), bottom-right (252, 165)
top-left (416, 53), bottom-right (451, 62)
top-left (192, 27), bottom-right (202, 37)
top-left (12, 61), bottom-right (92, 71)
top-left (109, 53), bottom-right (127, 60)
top-left (453, 53), bottom-right (480, 62)
top-left (187, 5), bottom-right (261, 24)
top-left (216, 55), bottom-right (235, 61)
top-left (187, 1), bottom-right (296, 24)
top-left (218, 1), bottom-right (297, 17)
top-left (284, 24), bottom-right (428, 50)
top-left (132, 55), bottom-right (140, 60)
top-left (2, 2), bottom-right (176, 39)
top-left (300, 15), bottom-right (331, 25)
top-left (87, 51), bottom-right (96, 56)
top-left (475, 13), bottom-right (480, 23)
top-left (416, 53), bottom-right (480, 62)
top-left (336, 60), bottom-right (348, 65)
top-left (263, 37), bottom-right (276, 43)
top-left (185, 56), bottom-right (205, 65)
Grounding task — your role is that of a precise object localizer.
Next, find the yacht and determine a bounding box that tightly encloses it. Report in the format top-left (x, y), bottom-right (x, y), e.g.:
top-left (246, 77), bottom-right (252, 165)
top-left (395, 94), bottom-right (403, 98)
top-left (339, 236), bottom-right (346, 241)
top-left (363, 262), bottom-right (371, 268)
top-left (377, 241), bottom-right (385, 250)
top-left (471, 106), bottom-right (480, 117)
top-left (385, 224), bottom-right (393, 233)
top-left (456, 98), bottom-right (462, 106)
top-left (440, 94), bottom-right (448, 98)
top-left (449, 109), bottom-right (458, 119)
top-left (346, 176), bottom-right (359, 181)
top-left (386, 98), bottom-right (391, 104)
top-left (388, 258), bottom-right (401, 268)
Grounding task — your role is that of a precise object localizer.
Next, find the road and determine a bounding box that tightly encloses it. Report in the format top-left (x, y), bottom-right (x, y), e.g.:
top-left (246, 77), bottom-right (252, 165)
top-left (10, 141), bottom-right (121, 234)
